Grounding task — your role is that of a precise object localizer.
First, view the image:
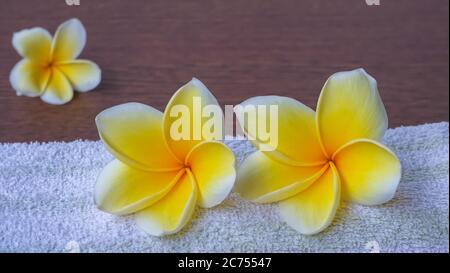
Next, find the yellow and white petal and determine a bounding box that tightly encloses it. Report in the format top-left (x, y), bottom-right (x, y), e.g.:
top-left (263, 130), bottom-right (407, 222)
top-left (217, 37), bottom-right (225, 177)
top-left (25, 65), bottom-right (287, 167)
top-left (163, 78), bottom-right (223, 162)
top-left (95, 102), bottom-right (183, 171)
top-left (51, 18), bottom-right (86, 62)
top-left (95, 159), bottom-right (185, 215)
top-left (57, 60), bottom-right (101, 92)
top-left (316, 68), bottom-right (388, 157)
top-left (12, 27), bottom-right (52, 62)
top-left (40, 67), bottom-right (73, 105)
top-left (333, 139), bottom-right (401, 206)
top-left (236, 151), bottom-right (328, 203)
top-left (235, 96), bottom-right (327, 166)
top-left (9, 59), bottom-right (51, 97)
top-left (135, 170), bottom-right (197, 236)
top-left (278, 162), bottom-right (340, 235)
top-left (186, 141), bottom-right (236, 208)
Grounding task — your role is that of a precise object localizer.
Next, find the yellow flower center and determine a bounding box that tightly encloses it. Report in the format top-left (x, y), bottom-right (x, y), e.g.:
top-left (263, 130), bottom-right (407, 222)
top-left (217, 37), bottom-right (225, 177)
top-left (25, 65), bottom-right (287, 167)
top-left (44, 60), bottom-right (54, 69)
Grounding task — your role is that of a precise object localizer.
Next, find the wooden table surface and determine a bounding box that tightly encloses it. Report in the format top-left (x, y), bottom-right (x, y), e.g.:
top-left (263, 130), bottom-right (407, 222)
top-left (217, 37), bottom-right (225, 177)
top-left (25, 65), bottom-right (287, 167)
top-left (0, 0), bottom-right (448, 142)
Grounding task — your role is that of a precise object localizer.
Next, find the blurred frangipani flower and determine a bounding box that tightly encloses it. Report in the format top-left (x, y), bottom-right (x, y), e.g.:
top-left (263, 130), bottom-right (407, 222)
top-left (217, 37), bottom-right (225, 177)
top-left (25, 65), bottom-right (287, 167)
top-left (235, 68), bottom-right (402, 235)
top-left (10, 18), bottom-right (101, 105)
top-left (95, 78), bottom-right (236, 236)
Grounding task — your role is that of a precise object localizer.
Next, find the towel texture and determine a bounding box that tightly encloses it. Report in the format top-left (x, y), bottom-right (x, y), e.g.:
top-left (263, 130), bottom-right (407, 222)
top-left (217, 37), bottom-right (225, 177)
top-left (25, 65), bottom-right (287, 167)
top-left (0, 122), bottom-right (448, 253)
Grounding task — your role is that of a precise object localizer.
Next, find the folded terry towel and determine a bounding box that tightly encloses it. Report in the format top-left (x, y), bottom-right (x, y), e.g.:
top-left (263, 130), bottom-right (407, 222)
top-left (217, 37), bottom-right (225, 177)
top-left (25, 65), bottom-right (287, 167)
top-left (0, 122), bottom-right (448, 253)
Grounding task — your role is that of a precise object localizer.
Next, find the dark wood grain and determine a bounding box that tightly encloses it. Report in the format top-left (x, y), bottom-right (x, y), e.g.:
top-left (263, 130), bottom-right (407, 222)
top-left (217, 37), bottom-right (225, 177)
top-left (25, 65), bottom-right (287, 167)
top-left (0, 0), bottom-right (448, 142)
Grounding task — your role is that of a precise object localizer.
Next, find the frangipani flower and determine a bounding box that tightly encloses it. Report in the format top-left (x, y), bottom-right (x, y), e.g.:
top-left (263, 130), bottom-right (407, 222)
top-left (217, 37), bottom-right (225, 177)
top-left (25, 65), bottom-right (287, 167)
top-left (94, 78), bottom-right (236, 236)
top-left (10, 18), bottom-right (101, 105)
top-left (235, 68), bottom-right (401, 235)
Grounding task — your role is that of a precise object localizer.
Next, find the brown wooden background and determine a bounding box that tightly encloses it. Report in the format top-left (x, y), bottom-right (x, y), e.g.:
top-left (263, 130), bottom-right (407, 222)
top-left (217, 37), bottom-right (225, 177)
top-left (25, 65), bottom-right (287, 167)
top-left (0, 0), bottom-right (448, 142)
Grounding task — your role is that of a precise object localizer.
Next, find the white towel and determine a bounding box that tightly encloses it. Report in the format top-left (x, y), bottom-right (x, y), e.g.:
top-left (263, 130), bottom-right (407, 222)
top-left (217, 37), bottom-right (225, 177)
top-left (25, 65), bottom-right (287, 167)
top-left (0, 122), bottom-right (448, 253)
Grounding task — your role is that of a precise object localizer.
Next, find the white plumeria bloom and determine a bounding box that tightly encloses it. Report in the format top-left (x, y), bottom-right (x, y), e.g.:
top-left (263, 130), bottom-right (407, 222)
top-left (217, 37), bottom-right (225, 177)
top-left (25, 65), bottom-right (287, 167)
top-left (95, 79), bottom-right (236, 236)
top-left (10, 18), bottom-right (101, 105)
top-left (236, 69), bottom-right (402, 235)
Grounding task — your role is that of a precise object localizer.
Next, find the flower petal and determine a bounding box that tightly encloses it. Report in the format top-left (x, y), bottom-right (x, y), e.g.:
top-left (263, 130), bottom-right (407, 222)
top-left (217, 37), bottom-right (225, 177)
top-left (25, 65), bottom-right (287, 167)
top-left (333, 139), bottom-right (401, 205)
top-left (135, 170), bottom-right (197, 236)
top-left (40, 68), bottom-right (73, 105)
top-left (236, 151), bottom-right (328, 203)
top-left (51, 18), bottom-right (86, 62)
top-left (9, 59), bottom-right (51, 97)
top-left (235, 96), bottom-right (327, 166)
top-left (57, 60), bottom-right (101, 92)
top-left (12, 27), bottom-right (52, 62)
top-left (186, 141), bottom-right (236, 208)
top-left (278, 162), bottom-right (340, 235)
top-left (316, 68), bottom-right (388, 157)
top-left (95, 102), bottom-right (183, 171)
top-left (95, 159), bottom-right (185, 215)
top-left (163, 78), bottom-right (223, 161)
